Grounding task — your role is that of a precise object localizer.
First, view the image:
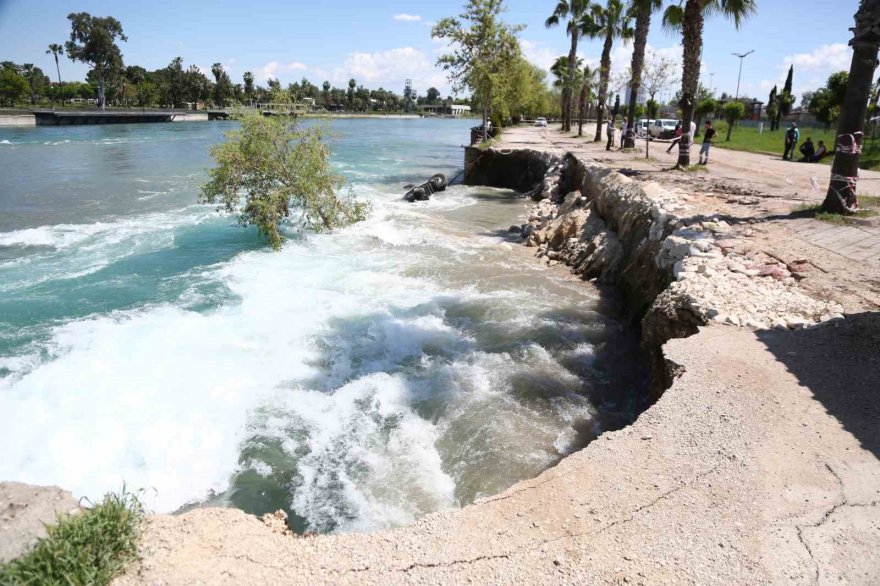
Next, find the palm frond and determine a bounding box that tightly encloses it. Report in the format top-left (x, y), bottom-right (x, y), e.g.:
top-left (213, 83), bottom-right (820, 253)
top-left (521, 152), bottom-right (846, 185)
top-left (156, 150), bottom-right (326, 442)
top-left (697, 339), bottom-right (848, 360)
top-left (662, 4), bottom-right (685, 33)
top-left (721, 0), bottom-right (757, 29)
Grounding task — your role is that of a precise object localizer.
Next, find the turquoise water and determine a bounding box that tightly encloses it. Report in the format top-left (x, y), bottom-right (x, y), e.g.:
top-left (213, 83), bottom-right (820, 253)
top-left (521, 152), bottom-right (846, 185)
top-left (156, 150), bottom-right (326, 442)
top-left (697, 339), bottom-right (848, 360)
top-left (0, 119), bottom-right (647, 532)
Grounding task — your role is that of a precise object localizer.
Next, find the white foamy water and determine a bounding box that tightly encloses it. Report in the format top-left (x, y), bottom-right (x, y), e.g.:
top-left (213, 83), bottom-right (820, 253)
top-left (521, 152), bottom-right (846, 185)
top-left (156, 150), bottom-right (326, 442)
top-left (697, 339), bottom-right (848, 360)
top-left (0, 120), bottom-right (646, 533)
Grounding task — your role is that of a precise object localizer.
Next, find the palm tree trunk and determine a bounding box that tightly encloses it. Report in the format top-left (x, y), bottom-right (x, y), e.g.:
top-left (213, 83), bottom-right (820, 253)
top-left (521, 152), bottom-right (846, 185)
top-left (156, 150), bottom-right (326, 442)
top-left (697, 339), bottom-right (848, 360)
top-left (594, 32), bottom-right (614, 142)
top-left (593, 32), bottom-right (614, 142)
top-left (578, 84), bottom-right (588, 137)
top-left (625, 10), bottom-right (651, 148)
top-left (54, 55), bottom-right (63, 106)
top-left (821, 0), bottom-right (880, 213)
top-left (565, 33), bottom-right (579, 133)
top-left (676, 0), bottom-right (702, 168)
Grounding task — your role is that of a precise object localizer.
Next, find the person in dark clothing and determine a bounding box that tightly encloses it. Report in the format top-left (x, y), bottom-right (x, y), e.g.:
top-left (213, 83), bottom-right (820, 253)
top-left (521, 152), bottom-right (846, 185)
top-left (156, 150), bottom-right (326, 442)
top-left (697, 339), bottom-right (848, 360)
top-left (813, 140), bottom-right (828, 161)
top-left (666, 121), bottom-right (683, 153)
top-left (798, 137), bottom-right (815, 162)
top-left (699, 120), bottom-right (716, 165)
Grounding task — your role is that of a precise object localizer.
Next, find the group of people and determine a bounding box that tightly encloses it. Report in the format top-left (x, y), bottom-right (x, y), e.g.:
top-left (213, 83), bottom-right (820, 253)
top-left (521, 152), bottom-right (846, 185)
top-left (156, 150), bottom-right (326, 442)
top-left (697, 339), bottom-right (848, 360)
top-left (782, 122), bottom-right (828, 163)
top-left (664, 120), bottom-right (717, 165)
top-left (601, 117), bottom-right (828, 167)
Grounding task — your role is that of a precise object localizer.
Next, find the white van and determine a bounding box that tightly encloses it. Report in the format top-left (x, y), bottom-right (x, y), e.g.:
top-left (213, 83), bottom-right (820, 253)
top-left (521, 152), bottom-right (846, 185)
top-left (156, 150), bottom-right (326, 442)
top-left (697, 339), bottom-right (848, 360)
top-left (648, 119), bottom-right (679, 139)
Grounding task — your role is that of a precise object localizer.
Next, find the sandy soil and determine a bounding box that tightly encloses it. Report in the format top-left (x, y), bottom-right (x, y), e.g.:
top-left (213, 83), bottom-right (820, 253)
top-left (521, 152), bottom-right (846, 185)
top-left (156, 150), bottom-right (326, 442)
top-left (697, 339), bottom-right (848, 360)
top-left (108, 128), bottom-right (880, 585)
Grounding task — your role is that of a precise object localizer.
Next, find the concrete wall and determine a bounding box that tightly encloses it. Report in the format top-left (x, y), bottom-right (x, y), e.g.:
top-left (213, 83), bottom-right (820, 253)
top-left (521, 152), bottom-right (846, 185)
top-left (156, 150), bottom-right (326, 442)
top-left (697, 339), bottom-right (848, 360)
top-left (172, 112), bottom-right (209, 122)
top-left (0, 114), bottom-right (36, 127)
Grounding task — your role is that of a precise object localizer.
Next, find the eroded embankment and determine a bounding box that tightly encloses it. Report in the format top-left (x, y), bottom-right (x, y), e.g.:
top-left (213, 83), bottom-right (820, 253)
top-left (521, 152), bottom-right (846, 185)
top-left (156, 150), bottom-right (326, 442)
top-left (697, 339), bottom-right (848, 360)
top-left (465, 147), bottom-right (844, 396)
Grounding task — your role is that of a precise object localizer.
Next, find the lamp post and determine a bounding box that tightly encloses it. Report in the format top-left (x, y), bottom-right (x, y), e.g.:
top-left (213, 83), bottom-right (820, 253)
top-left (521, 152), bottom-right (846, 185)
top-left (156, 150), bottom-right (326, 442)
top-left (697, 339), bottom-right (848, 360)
top-left (709, 72), bottom-right (715, 96)
top-left (732, 50), bottom-right (755, 100)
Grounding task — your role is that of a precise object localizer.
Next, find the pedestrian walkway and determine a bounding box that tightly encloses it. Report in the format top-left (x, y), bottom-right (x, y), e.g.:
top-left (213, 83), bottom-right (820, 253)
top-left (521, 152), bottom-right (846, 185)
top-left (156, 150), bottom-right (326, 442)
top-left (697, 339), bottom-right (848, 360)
top-left (787, 217), bottom-right (880, 262)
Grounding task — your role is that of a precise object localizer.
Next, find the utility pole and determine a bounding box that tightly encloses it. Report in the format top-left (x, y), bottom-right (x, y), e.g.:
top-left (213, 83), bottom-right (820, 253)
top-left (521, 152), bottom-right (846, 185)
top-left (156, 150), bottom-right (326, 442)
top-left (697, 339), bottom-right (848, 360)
top-left (732, 50), bottom-right (755, 100)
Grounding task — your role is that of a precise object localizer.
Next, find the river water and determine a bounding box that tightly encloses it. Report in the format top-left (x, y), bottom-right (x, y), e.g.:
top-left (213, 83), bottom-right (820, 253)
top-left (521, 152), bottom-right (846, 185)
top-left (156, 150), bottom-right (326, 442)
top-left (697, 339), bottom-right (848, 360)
top-left (0, 118), bottom-right (647, 532)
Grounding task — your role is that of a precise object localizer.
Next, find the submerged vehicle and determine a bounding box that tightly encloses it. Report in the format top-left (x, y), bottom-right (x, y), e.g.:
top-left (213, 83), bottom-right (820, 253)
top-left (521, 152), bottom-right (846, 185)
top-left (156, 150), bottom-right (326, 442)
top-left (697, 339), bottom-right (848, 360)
top-left (403, 173), bottom-right (448, 202)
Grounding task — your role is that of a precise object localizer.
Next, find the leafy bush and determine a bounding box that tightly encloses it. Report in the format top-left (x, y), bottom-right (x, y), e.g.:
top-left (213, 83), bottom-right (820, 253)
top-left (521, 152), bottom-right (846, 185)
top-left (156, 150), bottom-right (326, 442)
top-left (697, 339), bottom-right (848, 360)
top-left (202, 110), bottom-right (368, 249)
top-left (0, 490), bottom-right (145, 586)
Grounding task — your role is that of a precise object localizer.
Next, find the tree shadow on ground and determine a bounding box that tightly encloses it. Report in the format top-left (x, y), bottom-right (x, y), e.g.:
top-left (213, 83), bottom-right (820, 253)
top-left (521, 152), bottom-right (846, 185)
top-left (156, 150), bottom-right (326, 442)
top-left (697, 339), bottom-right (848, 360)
top-left (755, 311), bottom-right (880, 460)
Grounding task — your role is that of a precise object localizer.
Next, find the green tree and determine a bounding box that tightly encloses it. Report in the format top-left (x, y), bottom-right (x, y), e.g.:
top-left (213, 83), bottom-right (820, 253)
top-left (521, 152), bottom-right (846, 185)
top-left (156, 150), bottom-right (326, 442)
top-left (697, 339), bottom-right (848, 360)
top-left (433, 0), bottom-right (524, 142)
top-left (808, 72), bottom-right (848, 131)
top-left (243, 71), bottom-right (255, 105)
top-left (347, 78), bottom-right (356, 109)
top-left (46, 43), bottom-right (65, 104)
top-left (774, 65), bottom-right (794, 130)
top-left (822, 1), bottom-right (880, 213)
top-left (765, 85), bottom-right (778, 128)
top-left (551, 55), bottom-right (583, 126)
top-left (21, 64), bottom-right (50, 105)
top-left (722, 100), bottom-right (745, 140)
top-left (202, 111), bottom-right (367, 250)
top-left (426, 87), bottom-right (441, 104)
top-left (663, 0), bottom-right (756, 167)
top-left (65, 12), bottom-right (127, 110)
top-left (321, 80), bottom-right (331, 106)
top-left (0, 65), bottom-right (29, 106)
top-left (645, 98), bottom-right (659, 119)
top-left (211, 63), bottom-right (232, 107)
top-left (694, 96), bottom-right (717, 131)
top-left (624, 0), bottom-right (664, 147)
top-left (545, 0), bottom-right (591, 132)
top-left (577, 64), bottom-right (599, 137)
top-left (584, 0), bottom-right (634, 142)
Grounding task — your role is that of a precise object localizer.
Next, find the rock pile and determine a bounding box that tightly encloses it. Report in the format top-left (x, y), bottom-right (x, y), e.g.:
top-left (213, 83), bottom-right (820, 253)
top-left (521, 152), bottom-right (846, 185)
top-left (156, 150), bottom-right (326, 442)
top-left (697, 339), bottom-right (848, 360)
top-left (514, 155), bottom-right (844, 332)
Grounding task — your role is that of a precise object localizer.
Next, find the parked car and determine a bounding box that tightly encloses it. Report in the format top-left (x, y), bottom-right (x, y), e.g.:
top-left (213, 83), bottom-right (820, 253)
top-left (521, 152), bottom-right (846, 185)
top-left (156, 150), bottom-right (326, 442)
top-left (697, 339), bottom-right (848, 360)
top-left (535, 117), bottom-right (548, 127)
top-left (637, 118), bottom-right (650, 137)
top-left (648, 119), bottom-right (679, 139)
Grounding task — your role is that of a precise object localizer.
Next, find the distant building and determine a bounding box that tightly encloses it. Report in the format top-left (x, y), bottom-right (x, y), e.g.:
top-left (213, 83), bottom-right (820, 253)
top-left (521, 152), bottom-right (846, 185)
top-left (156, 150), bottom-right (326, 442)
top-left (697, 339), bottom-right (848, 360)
top-left (421, 104), bottom-right (472, 117)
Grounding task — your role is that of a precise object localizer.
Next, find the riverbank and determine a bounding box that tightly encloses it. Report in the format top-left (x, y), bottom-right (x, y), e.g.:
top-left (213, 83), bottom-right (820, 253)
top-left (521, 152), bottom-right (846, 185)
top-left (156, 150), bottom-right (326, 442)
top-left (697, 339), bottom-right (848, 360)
top-left (6, 127), bottom-right (880, 584)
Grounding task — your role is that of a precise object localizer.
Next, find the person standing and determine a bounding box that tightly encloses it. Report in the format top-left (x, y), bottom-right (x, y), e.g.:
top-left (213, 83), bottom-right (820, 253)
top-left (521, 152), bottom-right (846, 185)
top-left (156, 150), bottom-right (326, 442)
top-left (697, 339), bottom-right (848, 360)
top-left (699, 120), bottom-right (716, 165)
top-left (666, 121), bottom-right (683, 153)
top-left (783, 122), bottom-right (800, 160)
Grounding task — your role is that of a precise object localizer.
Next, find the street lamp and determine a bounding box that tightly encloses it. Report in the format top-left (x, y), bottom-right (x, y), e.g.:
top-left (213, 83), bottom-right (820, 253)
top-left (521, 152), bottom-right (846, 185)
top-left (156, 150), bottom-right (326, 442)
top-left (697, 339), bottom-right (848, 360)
top-left (709, 72), bottom-right (715, 95)
top-left (732, 50), bottom-right (755, 100)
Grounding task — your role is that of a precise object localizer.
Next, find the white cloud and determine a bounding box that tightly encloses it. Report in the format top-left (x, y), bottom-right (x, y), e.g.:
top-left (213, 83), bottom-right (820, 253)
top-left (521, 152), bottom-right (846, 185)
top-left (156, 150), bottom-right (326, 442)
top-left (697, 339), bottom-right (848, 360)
top-left (393, 13), bottom-right (421, 22)
top-left (784, 43), bottom-right (851, 72)
top-left (260, 61), bottom-right (308, 81)
top-left (324, 47), bottom-right (448, 94)
top-left (261, 61), bottom-right (279, 80)
top-left (521, 40), bottom-right (560, 72)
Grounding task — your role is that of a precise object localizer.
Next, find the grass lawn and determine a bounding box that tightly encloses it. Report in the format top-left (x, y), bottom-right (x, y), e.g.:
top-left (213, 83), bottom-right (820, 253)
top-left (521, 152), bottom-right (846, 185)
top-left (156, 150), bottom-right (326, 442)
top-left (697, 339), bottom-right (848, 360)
top-left (712, 126), bottom-right (880, 170)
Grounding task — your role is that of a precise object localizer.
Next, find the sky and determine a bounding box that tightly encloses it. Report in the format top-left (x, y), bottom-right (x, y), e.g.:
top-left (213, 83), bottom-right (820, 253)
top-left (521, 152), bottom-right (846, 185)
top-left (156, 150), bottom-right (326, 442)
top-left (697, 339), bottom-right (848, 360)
top-left (0, 0), bottom-right (861, 104)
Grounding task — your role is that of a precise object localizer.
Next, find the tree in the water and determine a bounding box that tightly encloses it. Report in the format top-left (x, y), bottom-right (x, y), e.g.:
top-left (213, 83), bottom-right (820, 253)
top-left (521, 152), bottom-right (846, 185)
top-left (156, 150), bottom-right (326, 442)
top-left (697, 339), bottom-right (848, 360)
top-left (545, 0), bottom-right (591, 132)
top-left (663, 0), bottom-right (755, 167)
top-left (821, 0), bottom-right (880, 214)
top-left (583, 0), bottom-right (634, 142)
top-left (201, 111), bottom-right (367, 249)
top-left (65, 12), bottom-right (127, 110)
top-left (624, 0), bottom-right (664, 147)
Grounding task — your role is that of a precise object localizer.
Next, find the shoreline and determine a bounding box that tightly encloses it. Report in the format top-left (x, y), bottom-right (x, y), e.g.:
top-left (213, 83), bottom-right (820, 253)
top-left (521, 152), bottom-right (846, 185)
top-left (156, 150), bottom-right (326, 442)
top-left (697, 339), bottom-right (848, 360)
top-left (5, 132), bottom-right (879, 584)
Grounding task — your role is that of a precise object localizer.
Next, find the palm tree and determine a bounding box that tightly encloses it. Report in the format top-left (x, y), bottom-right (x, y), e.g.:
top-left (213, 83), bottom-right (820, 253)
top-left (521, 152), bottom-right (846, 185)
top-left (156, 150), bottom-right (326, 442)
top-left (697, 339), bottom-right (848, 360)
top-left (46, 43), bottom-right (64, 105)
top-left (663, 0), bottom-right (755, 167)
top-left (821, 0), bottom-right (880, 214)
top-left (577, 65), bottom-right (599, 137)
top-left (551, 55), bottom-right (583, 125)
top-left (583, 0), bottom-right (634, 142)
top-left (546, 0), bottom-right (591, 133)
top-left (624, 0), bottom-right (663, 147)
